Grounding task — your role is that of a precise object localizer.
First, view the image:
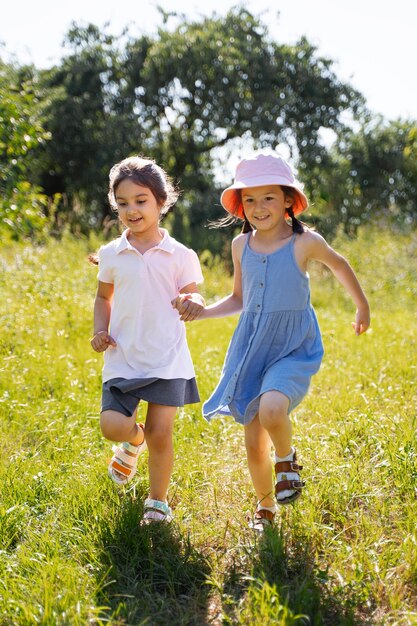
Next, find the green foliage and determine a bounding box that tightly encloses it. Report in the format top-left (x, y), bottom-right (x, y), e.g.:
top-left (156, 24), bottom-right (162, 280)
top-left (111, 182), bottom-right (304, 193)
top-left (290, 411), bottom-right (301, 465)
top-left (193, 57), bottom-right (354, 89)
top-left (339, 118), bottom-right (417, 223)
top-left (1, 10), bottom-right (417, 245)
top-left (0, 62), bottom-right (48, 190)
top-left (1, 181), bottom-right (61, 241)
top-left (0, 60), bottom-right (58, 240)
top-left (124, 8), bottom-right (364, 244)
top-left (0, 226), bottom-right (416, 624)
top-left (304, 117), bottom-right (417, 234)
top-left (36, 25), bottom-right (132, 229)
top-left (19, 9), bottom-right (366, 245)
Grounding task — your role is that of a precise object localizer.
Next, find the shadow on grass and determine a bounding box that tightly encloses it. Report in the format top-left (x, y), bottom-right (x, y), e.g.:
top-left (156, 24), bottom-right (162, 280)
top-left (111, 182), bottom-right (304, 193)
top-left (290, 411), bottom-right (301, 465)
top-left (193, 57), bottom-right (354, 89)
top-left (95, 492), bottom-right (211, 626)
top-left (222, 516), bottom-right (360, 625)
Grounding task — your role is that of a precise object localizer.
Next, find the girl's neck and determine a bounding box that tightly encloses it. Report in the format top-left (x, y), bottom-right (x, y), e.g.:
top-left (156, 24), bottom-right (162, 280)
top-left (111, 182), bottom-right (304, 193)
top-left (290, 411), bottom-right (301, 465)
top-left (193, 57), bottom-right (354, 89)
top-left (127, 227), bottom-right (164, 254)
top-left (249, 223), bottom-right (293, 252)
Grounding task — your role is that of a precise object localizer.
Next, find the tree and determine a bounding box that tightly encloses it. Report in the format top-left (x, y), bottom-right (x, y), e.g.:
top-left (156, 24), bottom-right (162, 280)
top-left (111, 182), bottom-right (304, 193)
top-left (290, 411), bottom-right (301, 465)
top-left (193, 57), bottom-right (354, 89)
top-left (37, 24), bottom-right (139, 229)
top-left (0, 60), bottom-right (55, 239)
top-left (305, 117), bottom-right (417, 233)
top-left (344, 118), bottom-right (417, 222)
top-left (28, 9), bottom-right (367, 246)
top-left (121, 7), bottom-right (365, 246)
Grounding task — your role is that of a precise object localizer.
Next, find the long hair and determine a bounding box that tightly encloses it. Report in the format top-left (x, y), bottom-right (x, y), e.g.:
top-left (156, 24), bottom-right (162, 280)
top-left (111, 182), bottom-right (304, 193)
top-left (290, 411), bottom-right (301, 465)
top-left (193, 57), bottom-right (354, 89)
top-left (281, 186), bottom-right (306, 234)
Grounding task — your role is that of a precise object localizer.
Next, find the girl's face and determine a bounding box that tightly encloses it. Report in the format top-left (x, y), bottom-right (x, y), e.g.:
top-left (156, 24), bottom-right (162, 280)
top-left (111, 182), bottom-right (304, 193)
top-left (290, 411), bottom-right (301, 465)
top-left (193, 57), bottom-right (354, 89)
top-left (114, 178), bottom-right (161, 237)
top-left (241, 185), bottom-right (293, 230)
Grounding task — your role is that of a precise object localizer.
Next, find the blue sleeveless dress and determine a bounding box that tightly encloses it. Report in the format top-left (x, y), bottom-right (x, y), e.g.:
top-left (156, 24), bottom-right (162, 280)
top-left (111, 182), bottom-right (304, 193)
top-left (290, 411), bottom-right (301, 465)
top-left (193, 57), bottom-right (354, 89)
top-left (203, 233), bottom-right (324, 425)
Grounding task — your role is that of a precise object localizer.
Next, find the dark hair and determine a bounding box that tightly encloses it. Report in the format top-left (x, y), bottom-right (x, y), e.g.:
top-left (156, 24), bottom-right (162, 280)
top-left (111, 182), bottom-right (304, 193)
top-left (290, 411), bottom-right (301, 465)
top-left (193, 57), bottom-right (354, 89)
top-left (210, 186), bottom-right (307, 234)
top-left (241, 213), bottom-right (254, 233)
top-left (108, 156), bottom-right (179, 218)
top-left (88, 156), bottom-right (179, 266)
top-left (281, 186), bottom-right (305, 234)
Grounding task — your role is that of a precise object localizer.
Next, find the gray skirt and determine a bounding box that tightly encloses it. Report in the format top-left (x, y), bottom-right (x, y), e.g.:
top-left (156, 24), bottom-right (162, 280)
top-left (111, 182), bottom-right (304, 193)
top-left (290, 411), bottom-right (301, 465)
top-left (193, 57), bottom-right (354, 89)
top-left (101, 377), bottom-right (200, 417)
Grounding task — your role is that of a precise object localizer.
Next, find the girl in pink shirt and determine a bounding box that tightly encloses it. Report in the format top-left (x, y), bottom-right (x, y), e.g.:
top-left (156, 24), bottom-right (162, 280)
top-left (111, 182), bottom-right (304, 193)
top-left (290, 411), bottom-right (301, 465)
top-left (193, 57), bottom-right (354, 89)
top-left (91, 156), bottom-right (204, 524)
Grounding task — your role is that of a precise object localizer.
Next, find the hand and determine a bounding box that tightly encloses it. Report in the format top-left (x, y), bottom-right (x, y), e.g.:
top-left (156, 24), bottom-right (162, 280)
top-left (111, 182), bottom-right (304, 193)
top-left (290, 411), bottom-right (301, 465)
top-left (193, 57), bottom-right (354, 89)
top-left (90, 330), bottom-right (117, 352)
top-left (171, 293), bottom-right (205, 321)
top-left (351, 305), bottom-right (371, 336)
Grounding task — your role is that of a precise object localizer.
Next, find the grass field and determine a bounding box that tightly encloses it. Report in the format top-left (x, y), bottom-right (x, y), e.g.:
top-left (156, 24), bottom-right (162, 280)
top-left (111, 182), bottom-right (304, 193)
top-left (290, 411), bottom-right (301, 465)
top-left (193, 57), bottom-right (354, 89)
top-left (0, 226), bottom-right (416, 625)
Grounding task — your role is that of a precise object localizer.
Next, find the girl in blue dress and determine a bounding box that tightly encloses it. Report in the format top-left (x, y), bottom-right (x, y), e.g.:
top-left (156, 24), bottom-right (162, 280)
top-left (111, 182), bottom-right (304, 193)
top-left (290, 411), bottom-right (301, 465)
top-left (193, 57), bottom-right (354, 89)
top-left (173, 153), bottom-right (370, 529)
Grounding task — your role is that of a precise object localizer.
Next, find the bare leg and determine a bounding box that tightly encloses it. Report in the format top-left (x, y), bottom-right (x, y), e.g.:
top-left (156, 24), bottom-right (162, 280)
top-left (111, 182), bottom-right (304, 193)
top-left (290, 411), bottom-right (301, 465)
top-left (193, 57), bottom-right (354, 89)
top-left (258, 391), bottom-right (292, 458)
top-left (244, 415), bottom-right (275, 509)
top-left (144, 403), bottom-right (177, 502)
top-left (100, 408), bottom-right (144, 447)
top-left (100, 409), bottom-right (146, 482)
top-left (258, 391), bottom-right (301, 502)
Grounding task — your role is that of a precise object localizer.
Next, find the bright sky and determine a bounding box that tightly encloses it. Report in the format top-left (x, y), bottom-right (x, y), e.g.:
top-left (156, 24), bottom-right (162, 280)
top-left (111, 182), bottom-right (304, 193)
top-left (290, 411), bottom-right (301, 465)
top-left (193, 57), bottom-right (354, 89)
top-left (1, 0), bottom-right (415, 122)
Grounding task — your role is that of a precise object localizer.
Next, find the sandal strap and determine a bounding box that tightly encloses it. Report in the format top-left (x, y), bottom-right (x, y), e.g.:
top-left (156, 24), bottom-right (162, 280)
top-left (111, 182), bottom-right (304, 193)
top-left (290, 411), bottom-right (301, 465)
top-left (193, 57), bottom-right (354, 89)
top-left (249, 508), bottom-right (275, 530)
top-left (122, 441), bottom-right (141, 454)
top-left (111, 447), bottom-right (139, 467)
top-left (274, 460), bottom-right (303, 473)
top-left (110, 460), bottom-right (133, 477)
top-left (275, 479), bottom-right (305, 494)
top-left (254, 509), bottom-right (275, 522)
top-left (108, 427), bottom-right (146, 486)
top-left (144, 498), bottom-right (171, 516)
top-left (121, 424), bottom-right (146, 454)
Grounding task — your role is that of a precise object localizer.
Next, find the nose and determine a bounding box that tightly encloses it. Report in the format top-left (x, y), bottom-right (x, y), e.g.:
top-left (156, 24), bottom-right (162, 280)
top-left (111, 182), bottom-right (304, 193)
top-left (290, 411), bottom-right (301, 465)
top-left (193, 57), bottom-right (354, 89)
top-left (255, 200), bottom-right (267, 212)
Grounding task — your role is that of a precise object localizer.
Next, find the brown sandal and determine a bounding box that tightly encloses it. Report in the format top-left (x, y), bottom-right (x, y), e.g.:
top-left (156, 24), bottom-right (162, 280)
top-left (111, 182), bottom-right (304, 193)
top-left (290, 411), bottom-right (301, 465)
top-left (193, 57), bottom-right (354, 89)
top-left (249, 508), bottom-right (275, 532)
top-left (274, 450), bottom-right (305, 505)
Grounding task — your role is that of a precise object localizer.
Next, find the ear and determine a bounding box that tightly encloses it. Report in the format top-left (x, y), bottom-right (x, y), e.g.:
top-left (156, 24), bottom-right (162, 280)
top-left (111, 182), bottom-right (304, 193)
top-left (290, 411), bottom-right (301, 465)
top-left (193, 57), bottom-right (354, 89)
top-left (284, 194), bottom-right (294, 209)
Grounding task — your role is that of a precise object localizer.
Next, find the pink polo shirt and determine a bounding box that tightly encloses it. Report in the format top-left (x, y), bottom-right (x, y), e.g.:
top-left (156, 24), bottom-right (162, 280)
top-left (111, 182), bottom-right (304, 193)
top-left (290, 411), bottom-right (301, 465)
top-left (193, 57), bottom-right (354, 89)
top-left (97, 228), bottom-right (203, 383)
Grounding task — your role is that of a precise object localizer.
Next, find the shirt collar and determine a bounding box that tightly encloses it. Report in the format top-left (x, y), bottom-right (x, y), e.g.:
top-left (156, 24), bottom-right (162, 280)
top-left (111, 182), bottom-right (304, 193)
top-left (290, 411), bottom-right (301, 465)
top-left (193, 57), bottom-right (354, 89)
top-left (114, 228), bottom-right (175, 254)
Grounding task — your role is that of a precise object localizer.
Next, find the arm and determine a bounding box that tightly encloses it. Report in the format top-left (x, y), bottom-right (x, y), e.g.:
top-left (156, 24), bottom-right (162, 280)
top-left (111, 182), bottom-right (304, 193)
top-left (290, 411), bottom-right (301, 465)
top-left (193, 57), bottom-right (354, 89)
top-left (304, 232), bottom-right (370, 335)
top-left (90, 281), bottom-right (117, 352)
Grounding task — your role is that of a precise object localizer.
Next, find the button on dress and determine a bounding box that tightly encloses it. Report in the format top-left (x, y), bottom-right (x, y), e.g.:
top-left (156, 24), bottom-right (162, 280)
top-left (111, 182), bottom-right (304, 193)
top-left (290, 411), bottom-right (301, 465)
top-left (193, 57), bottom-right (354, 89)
top-left (203, 234), bottom-right (324, 425)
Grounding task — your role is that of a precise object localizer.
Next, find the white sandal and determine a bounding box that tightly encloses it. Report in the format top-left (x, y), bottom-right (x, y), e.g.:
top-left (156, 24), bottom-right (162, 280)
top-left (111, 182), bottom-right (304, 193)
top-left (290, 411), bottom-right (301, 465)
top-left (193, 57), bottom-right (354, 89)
top-left (107, 424), bottom-right (147, 486)
top-left (142, 498), bottom-right (173, 524)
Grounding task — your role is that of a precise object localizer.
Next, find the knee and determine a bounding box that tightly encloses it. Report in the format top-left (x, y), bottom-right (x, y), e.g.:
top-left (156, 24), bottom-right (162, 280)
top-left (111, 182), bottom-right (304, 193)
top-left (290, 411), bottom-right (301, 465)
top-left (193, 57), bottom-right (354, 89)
top-left (258, 393), bottom-right (289, 430)
top-left (259, 408), bottom-right (287, 430)
top-left (100, 411), bottom-right (132, 441)
top-left (145, 424), bottom-right (172, 453)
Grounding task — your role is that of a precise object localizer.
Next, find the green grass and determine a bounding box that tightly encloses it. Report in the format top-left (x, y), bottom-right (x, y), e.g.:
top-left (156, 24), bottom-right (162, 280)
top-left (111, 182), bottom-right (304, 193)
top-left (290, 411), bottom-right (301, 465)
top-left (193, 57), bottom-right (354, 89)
top-left (0, 226), bottom-right (416, 625)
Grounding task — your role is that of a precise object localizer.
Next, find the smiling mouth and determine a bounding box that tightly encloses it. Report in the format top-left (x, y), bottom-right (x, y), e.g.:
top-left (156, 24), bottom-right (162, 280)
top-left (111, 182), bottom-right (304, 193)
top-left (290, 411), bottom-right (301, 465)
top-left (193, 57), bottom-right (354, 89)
top-left (128, 216), bottom-right (143, 223)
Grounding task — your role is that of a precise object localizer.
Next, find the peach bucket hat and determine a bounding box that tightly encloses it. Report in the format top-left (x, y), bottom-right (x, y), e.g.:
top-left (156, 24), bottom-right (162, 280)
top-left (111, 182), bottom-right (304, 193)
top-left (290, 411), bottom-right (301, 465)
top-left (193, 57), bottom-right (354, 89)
top-left (220, 153), bottom-right (308, 219)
